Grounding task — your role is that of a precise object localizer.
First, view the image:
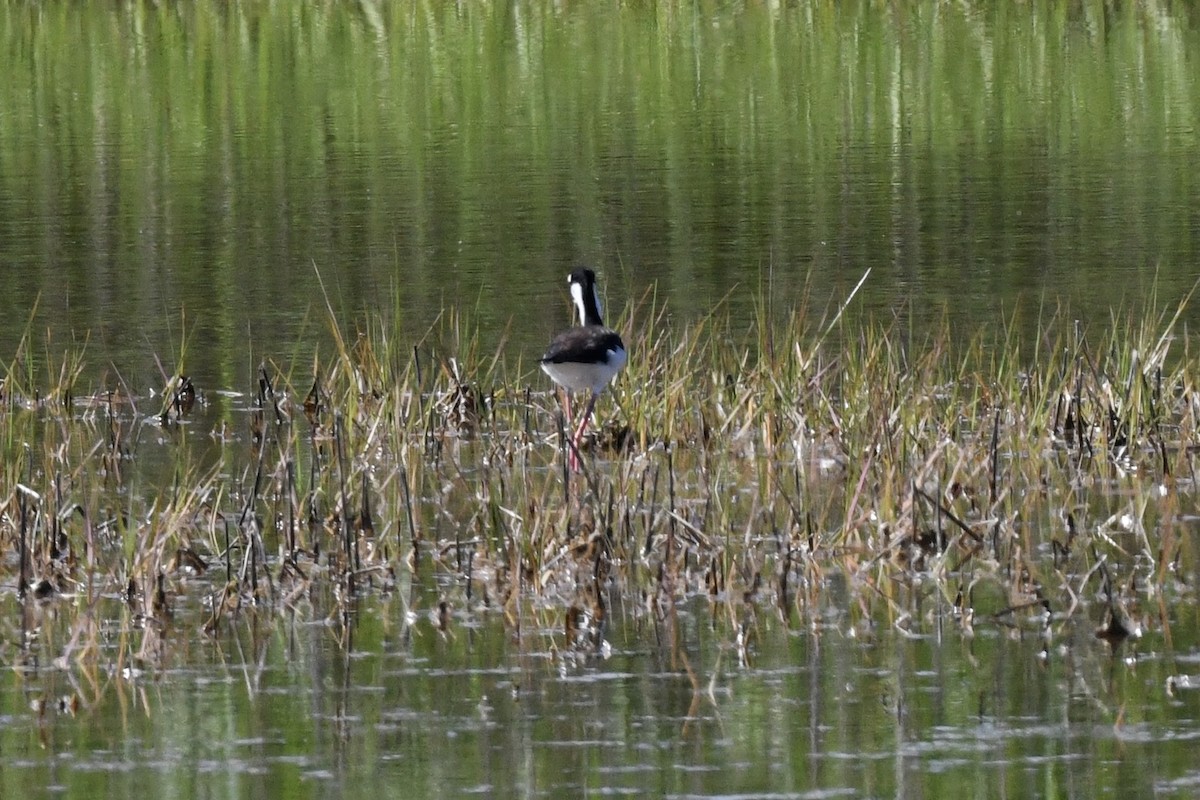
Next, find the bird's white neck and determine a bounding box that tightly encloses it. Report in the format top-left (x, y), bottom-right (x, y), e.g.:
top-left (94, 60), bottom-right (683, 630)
top-left (571, 281), bottom-right (603, 327)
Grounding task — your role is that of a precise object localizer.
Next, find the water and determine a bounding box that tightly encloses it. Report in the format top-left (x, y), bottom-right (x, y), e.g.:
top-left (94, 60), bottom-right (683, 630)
top-left (1, 2), bottom-right (1198, 391)
top-left (3, 2), bottom-right (1200, 797)
top-left (7, 582), bottom-right (1200, 800)
top-left (4, 588), bottom-right (1200, 798)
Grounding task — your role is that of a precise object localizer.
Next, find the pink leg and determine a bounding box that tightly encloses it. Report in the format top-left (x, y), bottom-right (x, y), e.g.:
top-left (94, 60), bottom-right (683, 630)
top-left (570, 392), bottom-right (599, 471)
top-left (561, 390), bottom-right (581, 472)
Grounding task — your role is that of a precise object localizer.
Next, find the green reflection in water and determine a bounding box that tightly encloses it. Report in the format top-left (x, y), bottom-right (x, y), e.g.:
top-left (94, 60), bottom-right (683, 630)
top-left (0, 1), bottom-right (1198, 391)
top-left (3, 592), bottom-right (1199, 798)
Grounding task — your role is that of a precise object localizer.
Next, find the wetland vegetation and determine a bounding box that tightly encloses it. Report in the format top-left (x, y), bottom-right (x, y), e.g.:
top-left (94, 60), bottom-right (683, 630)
top-left (5, 279), bottom-right (1200, 795)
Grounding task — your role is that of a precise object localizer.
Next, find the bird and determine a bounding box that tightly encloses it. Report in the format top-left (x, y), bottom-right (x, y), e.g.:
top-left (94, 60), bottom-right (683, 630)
top-left (541, 268), bottom-right (627, 471)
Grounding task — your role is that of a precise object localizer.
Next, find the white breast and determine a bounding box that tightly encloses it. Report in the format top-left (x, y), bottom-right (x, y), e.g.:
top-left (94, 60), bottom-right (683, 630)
top-left (541, 346), bottom-right (626, 393)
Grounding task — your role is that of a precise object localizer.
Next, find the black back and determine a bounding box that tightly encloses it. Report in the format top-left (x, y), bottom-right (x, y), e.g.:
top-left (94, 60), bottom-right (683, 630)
top-left (541, 326), bottom-right (624, 365)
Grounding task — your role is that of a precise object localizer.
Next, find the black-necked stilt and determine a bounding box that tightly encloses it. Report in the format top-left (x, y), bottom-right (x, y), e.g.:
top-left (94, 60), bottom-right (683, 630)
top-left (541, 268), bottom-right (627, 470)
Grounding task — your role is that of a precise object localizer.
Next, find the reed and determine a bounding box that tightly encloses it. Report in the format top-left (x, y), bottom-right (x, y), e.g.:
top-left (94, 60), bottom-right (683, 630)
top-left (1, 285), bottom-right (1196, 677)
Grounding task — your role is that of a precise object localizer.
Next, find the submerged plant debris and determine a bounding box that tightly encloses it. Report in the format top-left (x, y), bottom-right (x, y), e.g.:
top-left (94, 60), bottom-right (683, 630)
top-left (1, 286), bottom-right (1198, 700)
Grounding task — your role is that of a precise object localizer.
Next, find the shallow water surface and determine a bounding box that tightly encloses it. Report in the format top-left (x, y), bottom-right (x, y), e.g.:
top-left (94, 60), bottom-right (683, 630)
top-left (3, 583), bottom-right (1200, 798)
top-left (0, 2), bottom-right (1198, 389)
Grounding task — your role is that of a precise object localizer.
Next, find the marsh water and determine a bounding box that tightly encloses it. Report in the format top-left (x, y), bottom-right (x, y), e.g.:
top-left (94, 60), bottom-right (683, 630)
top-left (3, 3), bottom-right (1200, 798)
top-left (3, 2), bottom-right (1200, 388)
top-left (9, 590), bottom-right (1200, 799)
